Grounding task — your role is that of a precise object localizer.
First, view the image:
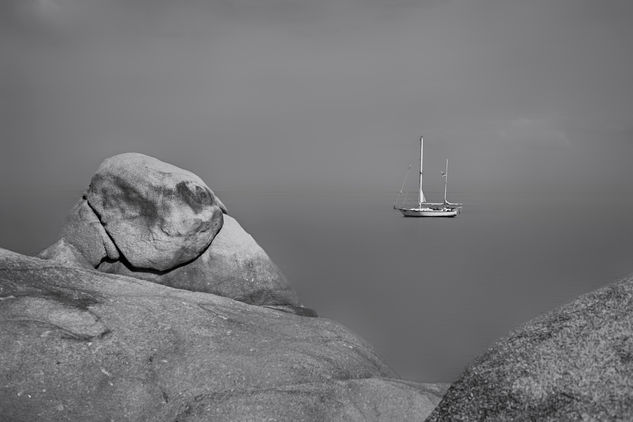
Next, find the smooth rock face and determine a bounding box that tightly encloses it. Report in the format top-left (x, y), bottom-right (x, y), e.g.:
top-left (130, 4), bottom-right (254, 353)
top-left (98, 215), bottom-right (301, 307)
top-left (428, 274), bottom-right (633, 421)
top-left (86, 153), bottom-right (224, 271)
top-left (0, 248), bottom-right (444, 421)
top-left (39, 199), bottom-right (119, 268)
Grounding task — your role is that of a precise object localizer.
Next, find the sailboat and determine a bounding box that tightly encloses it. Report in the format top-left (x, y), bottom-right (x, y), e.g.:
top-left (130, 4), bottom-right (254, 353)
top-left (394, 136), bottom-right (463, 217)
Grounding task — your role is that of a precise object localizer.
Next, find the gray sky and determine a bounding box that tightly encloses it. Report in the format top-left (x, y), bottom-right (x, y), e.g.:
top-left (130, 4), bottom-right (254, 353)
top-left (2, 0), bottom-right (633, 198)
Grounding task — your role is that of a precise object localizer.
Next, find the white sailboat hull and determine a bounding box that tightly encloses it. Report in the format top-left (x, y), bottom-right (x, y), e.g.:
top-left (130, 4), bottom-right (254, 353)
top-left (398, 207), bottom-right (459, 218)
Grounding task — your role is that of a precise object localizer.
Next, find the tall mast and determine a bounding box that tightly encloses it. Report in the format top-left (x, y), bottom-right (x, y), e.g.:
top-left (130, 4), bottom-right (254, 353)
top-left (443, 159), bottom-right (449, 204)
top-left (418, 136), bottom-right (426, 207)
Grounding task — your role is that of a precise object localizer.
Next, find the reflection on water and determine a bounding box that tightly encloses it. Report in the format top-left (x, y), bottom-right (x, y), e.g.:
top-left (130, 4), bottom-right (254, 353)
top-left (221, 189), bottom-right (633, 382)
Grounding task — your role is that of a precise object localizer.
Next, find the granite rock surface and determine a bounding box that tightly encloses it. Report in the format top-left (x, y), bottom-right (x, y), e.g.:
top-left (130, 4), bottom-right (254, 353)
top-left (0, 248), bottom-right (444, 421)
top-left (428, 274), bottom-right (633, 421)
top-left (85, 153), bottom-right (225, 271)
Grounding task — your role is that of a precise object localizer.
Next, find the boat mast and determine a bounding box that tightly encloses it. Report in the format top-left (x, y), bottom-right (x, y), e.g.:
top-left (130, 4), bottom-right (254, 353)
top-left (419, 136), bottom-right (426, 207)
top-left (443, 159), bottom-right (448, 204)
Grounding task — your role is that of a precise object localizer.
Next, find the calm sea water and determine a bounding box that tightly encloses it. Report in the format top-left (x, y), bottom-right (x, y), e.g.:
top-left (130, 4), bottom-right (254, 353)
top-left (222, 189), bottom-right (633, 382)
top-left (3, 188), bottom-right (633, 382)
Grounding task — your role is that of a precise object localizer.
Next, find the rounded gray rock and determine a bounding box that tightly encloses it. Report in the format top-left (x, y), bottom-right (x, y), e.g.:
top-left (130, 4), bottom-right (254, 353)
top-left (428, 274), bottom-right (633, 421)
top-left (86, 153), bottom-right (224, 271)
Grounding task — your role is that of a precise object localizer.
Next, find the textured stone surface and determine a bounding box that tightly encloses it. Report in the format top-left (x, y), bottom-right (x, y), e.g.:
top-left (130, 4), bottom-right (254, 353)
top-left (181, 378), bottom-right (448, 421)
top-left (428, 274), bottom-right (633, 421)
top-left (86, 153), bottom-right (224, 271)
top-left (98, 215), bottom-right (301, 307)
top-left (39, 199), bottom-right (118, 268)
top-left (0, 248), bottom-right (443, 421)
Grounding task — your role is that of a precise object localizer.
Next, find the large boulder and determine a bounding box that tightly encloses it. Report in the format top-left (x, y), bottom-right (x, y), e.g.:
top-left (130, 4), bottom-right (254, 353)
top-left (98, 214), bottom-right (301, 308)
top-left (428, 274), bottom-right (633, 421)
top-left (0, 248), bottom-right (445, 421)
top-left (40, 153), bottom-right (302, 309)
top-left (85, 153), bottom-right (225, 271)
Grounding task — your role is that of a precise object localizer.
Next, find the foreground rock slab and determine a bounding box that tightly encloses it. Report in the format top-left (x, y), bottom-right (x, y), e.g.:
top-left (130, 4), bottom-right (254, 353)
top-left (0, 248), bottom-right (444, 421)
top-left (428, 274), bottom-right (633, 421)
